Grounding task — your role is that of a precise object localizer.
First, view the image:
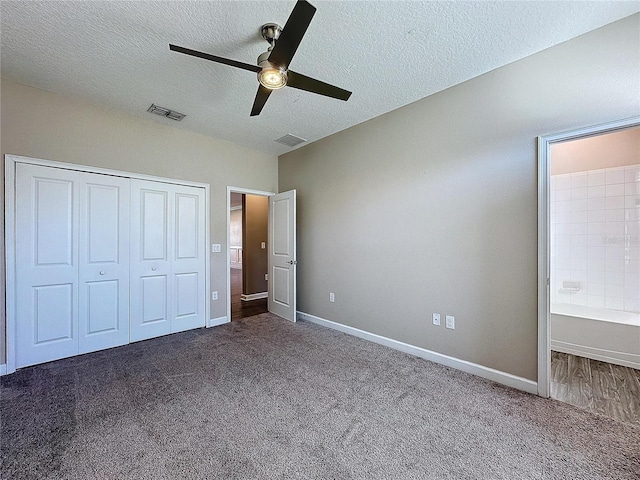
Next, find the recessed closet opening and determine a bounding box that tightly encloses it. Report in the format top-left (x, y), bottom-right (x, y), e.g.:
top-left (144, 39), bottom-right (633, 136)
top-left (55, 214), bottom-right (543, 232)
top-left (4, 155), bottom-right (210, 374)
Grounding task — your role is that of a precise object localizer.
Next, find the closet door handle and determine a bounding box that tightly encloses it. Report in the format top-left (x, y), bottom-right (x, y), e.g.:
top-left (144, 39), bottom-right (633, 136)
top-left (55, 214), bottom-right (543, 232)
top-left (99, 271), bottom-right (105, 275)
top-left (151, 267), bottom-right (157, 271)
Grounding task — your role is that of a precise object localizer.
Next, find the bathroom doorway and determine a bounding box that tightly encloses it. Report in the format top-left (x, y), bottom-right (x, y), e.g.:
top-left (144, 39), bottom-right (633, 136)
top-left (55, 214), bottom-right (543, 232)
top-left (539, 118), bottom-right (640, 424)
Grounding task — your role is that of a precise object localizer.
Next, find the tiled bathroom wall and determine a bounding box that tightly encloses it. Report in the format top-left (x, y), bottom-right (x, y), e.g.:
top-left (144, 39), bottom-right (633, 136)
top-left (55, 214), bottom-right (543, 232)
top-left (550, 165), bottom-right (640, 313)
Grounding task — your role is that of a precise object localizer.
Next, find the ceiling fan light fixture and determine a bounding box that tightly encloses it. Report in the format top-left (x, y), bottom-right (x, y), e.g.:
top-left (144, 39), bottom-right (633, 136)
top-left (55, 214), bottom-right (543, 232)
top-left (258, 64), bottom-right (287, 90)
top-left (170, 1), bottom-right (351, 116)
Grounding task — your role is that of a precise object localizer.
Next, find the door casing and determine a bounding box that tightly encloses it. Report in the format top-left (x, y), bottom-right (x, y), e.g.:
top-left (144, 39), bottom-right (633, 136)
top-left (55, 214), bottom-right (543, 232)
top-left (536, 116), bottom-right (639, 397)
top-left (225, 186), bottom-right (275, 325)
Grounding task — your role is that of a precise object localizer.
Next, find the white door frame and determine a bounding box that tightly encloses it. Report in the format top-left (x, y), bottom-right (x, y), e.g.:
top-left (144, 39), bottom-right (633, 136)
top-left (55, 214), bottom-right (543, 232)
top-left (4, 154), bottom-right (211, 375)
top-left (536, 116), bottom-right (639, 397)
top-left (226, 186), bottom-right (275, 324)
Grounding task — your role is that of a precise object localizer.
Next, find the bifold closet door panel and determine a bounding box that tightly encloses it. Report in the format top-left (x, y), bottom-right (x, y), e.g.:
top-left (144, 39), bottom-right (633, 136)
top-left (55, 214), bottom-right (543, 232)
top-left (15, 164), bottom-right (132, 366)
top-left (130, 179), bottom-right (172, 342)
top-left (171, 185), bottom-right (206, 333)
top-left (15, 164), bottom-right (80, 368)
top-left (78, 172), bottom-right (131, 354)
top-left (130, 180), bottom-right (206, 341)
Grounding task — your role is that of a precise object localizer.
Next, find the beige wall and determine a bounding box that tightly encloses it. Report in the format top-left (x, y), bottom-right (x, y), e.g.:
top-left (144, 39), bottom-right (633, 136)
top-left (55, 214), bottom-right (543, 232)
top-left (242, 195), bottom-right (268, 295)
top-left (279, 15), bottom-right (640, 381)
top-left (1, 79), bottom-right (278, 364)
top-left (551, 127), bottom-right (639, 174)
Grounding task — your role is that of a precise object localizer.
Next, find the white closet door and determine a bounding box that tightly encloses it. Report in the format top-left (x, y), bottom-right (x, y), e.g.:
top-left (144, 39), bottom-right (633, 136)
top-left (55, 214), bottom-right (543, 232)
top-left (13, 159), bottom-right (207, 367)
top-left (171, 185), bottom-right (206, 333)
top-left (78, 173), bottom-right (130, 353)
top-left (130, 180), bottom-right (206, 341)
top-left (130, 180), bottom-right (172, 341)
top-left (15, 164), bottom-right (80, 368)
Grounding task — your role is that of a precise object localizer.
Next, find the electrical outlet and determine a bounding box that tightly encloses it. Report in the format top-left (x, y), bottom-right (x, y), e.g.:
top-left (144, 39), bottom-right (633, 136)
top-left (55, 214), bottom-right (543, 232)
top-left (445, 315), bottom-right (455, 329)
top-left (212, 291), bottom-right (218, 301)
top-left (265, 273), bottom-right (268, 281)
top-left (432, 313), bottom-right (441, 326)
top-left (329, 292), bottom-right (335, 303)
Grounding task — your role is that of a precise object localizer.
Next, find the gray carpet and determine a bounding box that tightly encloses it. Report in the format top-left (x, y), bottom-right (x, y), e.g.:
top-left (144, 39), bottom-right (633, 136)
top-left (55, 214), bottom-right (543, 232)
top-left (1, 313), bottom-right (639, 480)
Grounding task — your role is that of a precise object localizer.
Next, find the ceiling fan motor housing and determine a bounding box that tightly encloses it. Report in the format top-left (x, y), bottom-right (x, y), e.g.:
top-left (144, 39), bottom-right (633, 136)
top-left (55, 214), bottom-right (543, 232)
top-left (261, 23), bottom-right (282, 47)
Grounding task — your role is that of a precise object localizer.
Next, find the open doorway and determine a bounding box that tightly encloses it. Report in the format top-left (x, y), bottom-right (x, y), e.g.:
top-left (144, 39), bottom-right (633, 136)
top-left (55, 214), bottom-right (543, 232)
top-left (539, 118), bottom-right (639, 424)
top-left (227, 188), bottom-right (273, 321)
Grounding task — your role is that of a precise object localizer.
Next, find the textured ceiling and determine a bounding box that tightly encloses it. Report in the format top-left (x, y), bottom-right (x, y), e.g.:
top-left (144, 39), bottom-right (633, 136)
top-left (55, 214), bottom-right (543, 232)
top-left (2, 1), bottom-right (638, 156)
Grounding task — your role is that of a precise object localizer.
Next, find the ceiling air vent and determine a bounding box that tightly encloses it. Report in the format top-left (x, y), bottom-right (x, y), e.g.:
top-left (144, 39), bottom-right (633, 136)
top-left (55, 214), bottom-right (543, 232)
top-left (275, 134), bottom-right (307, 147)
top-left (147, 104), bottom-right (186, 121)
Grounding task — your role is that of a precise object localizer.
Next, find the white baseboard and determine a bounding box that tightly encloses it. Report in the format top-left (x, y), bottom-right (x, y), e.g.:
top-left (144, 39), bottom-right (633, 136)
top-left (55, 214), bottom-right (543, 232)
top-left (551, 340), bottom-right (640, 370)
top-left (298, 311), bottom-right (538, 395)
top-left (207, 316), bottom-right (229, 328)
top-left (241, 292), bottom-right (268, 301)
top-left (0, 364), bottom-right (6, 376)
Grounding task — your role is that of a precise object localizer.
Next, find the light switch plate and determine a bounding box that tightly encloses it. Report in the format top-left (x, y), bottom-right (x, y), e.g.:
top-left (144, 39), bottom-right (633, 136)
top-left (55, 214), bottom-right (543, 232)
top-left (261, 242), bottom-right (266, 249)
top-left (212, 291), bottom-right (218, 301)
top-left (212, 244), bottom-right (221, 253)
top-left (432, 313), bottom-right (441, 326)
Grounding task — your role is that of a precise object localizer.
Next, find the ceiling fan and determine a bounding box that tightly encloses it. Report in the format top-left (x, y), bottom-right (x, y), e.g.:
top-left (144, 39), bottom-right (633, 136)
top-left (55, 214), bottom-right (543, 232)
top-left (169, 0), bottom-right (352, 117)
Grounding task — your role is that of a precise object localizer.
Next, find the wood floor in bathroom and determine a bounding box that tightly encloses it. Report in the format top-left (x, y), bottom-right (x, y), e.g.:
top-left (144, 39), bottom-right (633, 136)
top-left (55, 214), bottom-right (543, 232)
top-left (551, 351), bottom-right (640, 425)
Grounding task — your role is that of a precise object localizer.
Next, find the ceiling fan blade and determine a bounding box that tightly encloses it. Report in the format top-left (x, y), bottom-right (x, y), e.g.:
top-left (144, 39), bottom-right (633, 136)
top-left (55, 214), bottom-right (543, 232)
top-left (268, 0), bottom-right (316, 69)
top-left (287, 70), bottom-right (352, 101)
top-left (250, 85), bottom-right (273, 116)
top-left (170, 44), bottom-right (260, 73)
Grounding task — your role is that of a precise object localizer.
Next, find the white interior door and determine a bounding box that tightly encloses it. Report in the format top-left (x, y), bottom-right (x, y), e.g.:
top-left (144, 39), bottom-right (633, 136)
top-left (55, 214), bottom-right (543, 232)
top-left (171, 185), bottom-right (206, 333)
top-left (78, 172), bottom-right (130, 354)
top-left (130, 180), bottom-right (206, 341)
top-left (130, 180), bottom-right (172, 341)
top-left (268, 189), bottom-right (297, 322)
top-left (15, 165), bottom-right (132, 366)
top-left (15, 164), bottom-right (80, 367)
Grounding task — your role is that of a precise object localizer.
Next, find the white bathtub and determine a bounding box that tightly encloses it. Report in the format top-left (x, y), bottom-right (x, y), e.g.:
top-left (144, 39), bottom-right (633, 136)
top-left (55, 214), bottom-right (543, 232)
top-left (551, 303), bottom-right (640, 327)
top-left (551, 304), bottom-right (640, 369)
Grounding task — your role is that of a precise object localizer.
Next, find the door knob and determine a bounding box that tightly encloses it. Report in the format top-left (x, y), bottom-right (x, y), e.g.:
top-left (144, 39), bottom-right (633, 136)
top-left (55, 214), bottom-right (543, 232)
top-left (99, 271), bottom-right (105, 275)
top-left (151, 267), bottom-right (157, 271)
top-left (287, 260), bottom-right (297, 265)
